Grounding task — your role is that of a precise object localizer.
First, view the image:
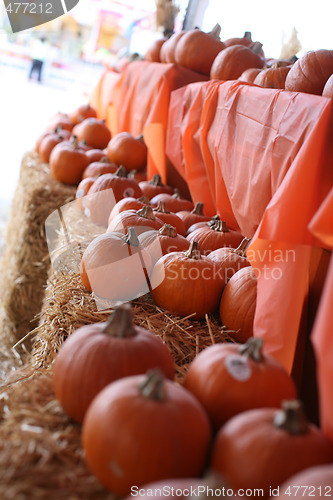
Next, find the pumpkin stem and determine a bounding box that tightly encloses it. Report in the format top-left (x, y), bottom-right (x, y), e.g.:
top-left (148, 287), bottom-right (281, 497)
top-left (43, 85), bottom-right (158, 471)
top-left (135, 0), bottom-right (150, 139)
top-left (185, 241), bottom-right (201, 260)
top-left (159, 223), bottom-right (178, 237)
top-left (238, 338), bottom-right (263, 362)
top-left (138, 196), bottom-right (150, 204)
top-left (102, 303), bottom-right (136, 337)
top-left (122, 227), bottom-right (140, 247)
top-left (208, 23), bottom-right (222, 40)
top-left (249, 41), bottom-right (263, 54)
top-left (191, 202), bottom-right (204, 215)
top-left (136, 134), bottom-right (144, 143)
top-left (274, 400), bottom-right (309, 435)
top-left (209, 219), bottom-right (229, 233)
top-left (100, 156), bottom-right (111, 163)
top-left (154, 201), bottom-right (170, 214)
top-left (71, 135), bottom-right (79, 149)
top-left (234, 237), bottom-right (251, 257)
top-left (115, 166), bottom-right (128, 177)
top-left (172, 188), bottom-right (181, 199)
top-left (149, 174), bottom-right (164, 186)
top-left (244, 31), bottom-right (252, 40)
top-left (136, 205), bottom-right (156, 220)
top-left (139, 370), bottom-right (165, 401)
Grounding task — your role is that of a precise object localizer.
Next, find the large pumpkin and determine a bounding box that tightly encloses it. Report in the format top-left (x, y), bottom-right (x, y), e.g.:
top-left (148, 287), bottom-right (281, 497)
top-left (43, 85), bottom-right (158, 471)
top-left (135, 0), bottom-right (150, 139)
top-left (285, 49), bottom-right (333, 95)
top-left (174, 24), bottom-right (225, 75)
top-left (323, 74), bottom-right (333, 98)
top-left (106, 132), bottom-right (147, 172)
top-left (219, 266), bottom-right (257, 343)
top-left (210, 42), bottom-right (265, 81)
top-left (186, 219), bottom-right (244, 256)
top-left (253, 64), bottom-right (291, 89)
top-left (53, 304), bottom-right (174, 423)
top-left (80, 227), bottom-right (152, 302)
top-left (184, 338), bottom-right (297, 430)
top-left (82, 370), bottom-right (212, 495)
top-left (211, 401), bottom-right (333, 498)
top-left (150, 241), bottom-right (225, 319)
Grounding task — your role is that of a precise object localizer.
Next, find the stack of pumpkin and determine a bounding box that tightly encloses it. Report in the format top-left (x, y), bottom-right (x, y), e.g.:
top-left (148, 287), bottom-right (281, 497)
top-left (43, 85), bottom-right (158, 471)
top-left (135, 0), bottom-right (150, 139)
top-left (145, 25), bottom-right (333, 96)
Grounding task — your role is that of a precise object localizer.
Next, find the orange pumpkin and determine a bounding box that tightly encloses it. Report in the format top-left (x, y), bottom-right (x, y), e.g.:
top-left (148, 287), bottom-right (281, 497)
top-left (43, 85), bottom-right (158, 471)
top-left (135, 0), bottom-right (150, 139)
top-left (285, 49), bottom-right (333, 95)
top-left (139, 174), bottom-right (173, 200)
top-left (107, 206), bottom-right (164, 236)
top-left (160, 31), bottom-right (186, 63)
top-left (106, 132), bottom-right (147, 172)
top-left (85, 168), bottom-right (143, 226)
top-left (184, 338), bottom-right (297, 430)
top-left (144, 38), bottom-right (167, 62)
top-left (139, 224), bottom-right (190, 265)
top-left (150, 190), bottom-right (194, 213)
top-left (176, 202), bottom-right (211, 231)
top-left (210, 42), bottom-right (265, 81)
top-left (38, 129), bottom-right (70, 163)
top-left (323, 74), bottom-right (333, 98)
top-left (211, 401), bottom-right (333, 498)
top-left (80, 227), bottom-right (152, 301)
top-left (175, 24), bottom-right (225, 75)
top-left (69, 103), bottom-right (97, 125)
top-left (46, 112), bottom-right (75, 132)
top-left (82, 370), bottom-right (212, 495)
top-left (186, 215), bottom-right (220, 236)
top-left (53, 304), bottom-right (175, 423)
top-left (85, 148), bottom-right (107, 164)
top-left (151, 241), bottom-right (224, 319)
top-left (73, 118), bottom-right (112, 149)
top-left (238, 67), bottom-right (262, 83)
top-left (49, 137), bottom-right (89, 185)
top-left (253, 64), bottom-right (291, 89)
top-left (82, 157), bottom-right (118, 179)
top-left (277, 464), bottom-right (333, 499)
top-left (219, 265), bottom-right (257, 343)
top-left (186, 219), bottom-right (244, 256)
top-left (76, 176), bottom-right (95, 211)
top-left (108, 196), bottom-right (150, 225)
top-left (153, 201), bottom-right (186, 236)
top-left (207, 237), bottom-right (251, 282)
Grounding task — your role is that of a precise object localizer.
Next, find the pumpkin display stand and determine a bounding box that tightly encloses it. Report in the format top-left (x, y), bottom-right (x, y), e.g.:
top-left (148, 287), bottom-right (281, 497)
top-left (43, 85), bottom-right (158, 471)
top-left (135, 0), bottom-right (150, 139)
top-left (0, 200), bottom-right (233, 498)
top-left (0, 152), bottom-right (75, 370)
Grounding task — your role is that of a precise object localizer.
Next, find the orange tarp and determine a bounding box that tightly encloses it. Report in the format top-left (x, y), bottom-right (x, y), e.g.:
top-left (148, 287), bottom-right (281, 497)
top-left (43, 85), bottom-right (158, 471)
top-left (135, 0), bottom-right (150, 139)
top-left (167, 79), bottom-right (333, 435)
top-left (102, 61), bottom-right (208, 183)
top-left (90, 69), bottom-right (122, 121)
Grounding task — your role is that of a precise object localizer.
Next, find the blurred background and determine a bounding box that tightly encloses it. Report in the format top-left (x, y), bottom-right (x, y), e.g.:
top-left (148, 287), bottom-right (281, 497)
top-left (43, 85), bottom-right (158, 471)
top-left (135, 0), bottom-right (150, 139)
top-left (0, 0), bottom-right (332, 252)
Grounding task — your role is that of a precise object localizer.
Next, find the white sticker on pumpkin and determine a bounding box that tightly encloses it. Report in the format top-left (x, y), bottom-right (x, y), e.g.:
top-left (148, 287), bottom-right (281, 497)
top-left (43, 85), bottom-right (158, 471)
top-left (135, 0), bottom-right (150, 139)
top-left (225, 355), bottom-right (252, 382)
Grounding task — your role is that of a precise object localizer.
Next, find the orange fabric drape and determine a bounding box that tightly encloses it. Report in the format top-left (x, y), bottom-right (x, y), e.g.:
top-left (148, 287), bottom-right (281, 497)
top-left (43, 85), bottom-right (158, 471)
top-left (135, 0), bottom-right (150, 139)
top-left (89, 69), bottom-right (122, 121)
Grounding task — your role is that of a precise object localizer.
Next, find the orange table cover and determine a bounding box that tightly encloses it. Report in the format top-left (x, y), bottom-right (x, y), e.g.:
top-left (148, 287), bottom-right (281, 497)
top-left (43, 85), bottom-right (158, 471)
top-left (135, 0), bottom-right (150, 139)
top-left (98, 61), bottom-right (208, 183)
top-left (90, 69), bottom-right (122, 121)
top-left (167, 79), bottom-right (333, 434)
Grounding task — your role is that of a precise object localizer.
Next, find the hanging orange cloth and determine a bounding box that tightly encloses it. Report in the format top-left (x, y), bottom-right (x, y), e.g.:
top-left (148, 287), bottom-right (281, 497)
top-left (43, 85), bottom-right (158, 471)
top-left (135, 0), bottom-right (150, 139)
top-left (90, 69), bottom-right (122, 121)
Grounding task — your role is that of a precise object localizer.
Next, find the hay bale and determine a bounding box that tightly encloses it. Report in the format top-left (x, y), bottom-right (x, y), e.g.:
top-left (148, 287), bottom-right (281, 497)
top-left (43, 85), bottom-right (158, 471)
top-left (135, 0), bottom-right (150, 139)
top-left (0, 152), bottom-right (76, 363)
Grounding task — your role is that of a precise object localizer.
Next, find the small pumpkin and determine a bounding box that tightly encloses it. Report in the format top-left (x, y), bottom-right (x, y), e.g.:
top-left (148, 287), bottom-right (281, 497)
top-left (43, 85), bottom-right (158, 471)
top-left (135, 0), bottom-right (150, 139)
top-left (80, 227), bottom-right (152, 301)
top-left (253, 63), bottom-right (291, 89)
top-left (184, 338), bottom-right (297, 430)
top-left (285, 49), bottom-right (333, 95)
top-left (69, 103), bottom-right (97, 125)
top-left (186, 215), bottom-right (220, 236)
top-left (238, 67), bottom-right (263, 83)
top-left (160, 31), bottom-right (186, 63)
top-left (144, 38), bottom-right (167, 63)
top-left (107, 206), bottom-right (164, 236)
top-left (175, 24), bottom-right (226, 75)
top-left (139, 224), bottom-right (190, 265)
top-left (210, 42), bottom-right (265, 81)
top-left (38, 129), bottom-right (70, 163)
top-left (207, 237), bottom-right (251, 282)
top-left (186, 219), bottom-right (244, 256)
top-left (210, 400), bottom-right (333, 498)
top-left (82, 370), bottom-right (212, 495)
top-left (224, 31), bottom-right (253, 48)
top-left (139, 174), bottom-right (173, 200)
top-left (73, 117), bottom-right (112, 149)
top-left (219, 265), bottom-right (257, 343)
top-left (106, 132), bottom-right (147, 172)
top-left (277, 464), bottom-right (333, 499)
top-left (82, 157), bottom-right (118, 179)
top-left (85, 167), bottom-right (143, 226)
top-left (323, 74), bottom-right (333, 98)
top-left (153, 201), bottom-right (186, 236)
top-left (150, 190), bottom-right (194, 213)
top-left (108, 196), bottom-right (150, 225)
top-left (176, 202), bottom-right (211, 232)
top-left (151, 241), bottom-right (224, 319)
top-left (85, 148), bottom-right (107, 163)
top-left (49, 136), bottom-right (89, 185)
top-left (53, 304), bottom-right (175, 423)
top-left (46, 112), bottom-right (75, 132)
top-left (76, 176), bottom-right (95, 211)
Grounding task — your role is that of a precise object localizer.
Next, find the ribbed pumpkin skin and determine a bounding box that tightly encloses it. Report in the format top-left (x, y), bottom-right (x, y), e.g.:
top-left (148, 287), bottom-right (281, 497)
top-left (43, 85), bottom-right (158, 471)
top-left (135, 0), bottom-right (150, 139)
top-left (277, 464), bottom-right (333, 499)
top-left (82, 160), bottom-right (118, 179)
top-left (150, 193), bottom-right (194, 213)
top-left (323, 74), bottom-right (333, 98)
top-left (106, 132), bottom-right (148, 172)
top-left (53, 321), bottom-right (175, 423)
top-left (82, 374), bottom-right (212, 496)
top-left (139, 229), bottom-right (190, 265)
top-left (253, 65), bottom-right (291, 89)
top-left (144, 38), bottom-right (167, 62)
top-left (210, 44), bottom-right (265, 81)
top-left (175, 29), bottom-right (225, 75)
top-left (186, 224), bottom-right (244, 256)
top-left (238, 67), bottom-right (262, 83)
top-left (108, 197), bottom-right (150, 225)
top-left (160, 31), bottom-right (186, 63)
top-left (107, 209), bottom-right (164, 236)
top-left (285, 49), bottom-right (333, 95)
top-left (219, 266), bottom-right (257, 342)
top-left (211, 408), bottom-right (333, 498)
top-left (207, 246), bottom-right (249, 282)
top-left (183, 342), bottom-right (297, 430)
